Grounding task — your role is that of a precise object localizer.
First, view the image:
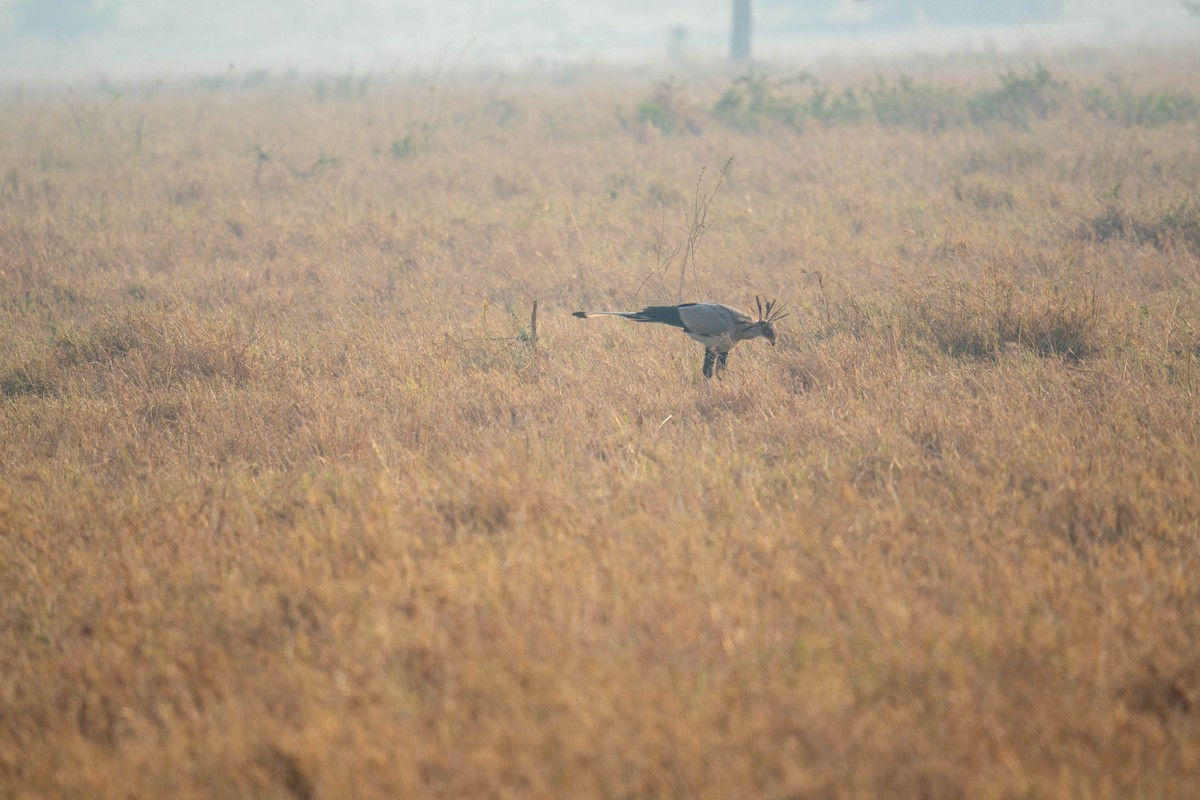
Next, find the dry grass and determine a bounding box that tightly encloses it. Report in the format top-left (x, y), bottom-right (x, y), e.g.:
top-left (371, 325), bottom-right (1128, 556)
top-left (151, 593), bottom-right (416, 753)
top-left (2, 55), bottom-right (1199, 798)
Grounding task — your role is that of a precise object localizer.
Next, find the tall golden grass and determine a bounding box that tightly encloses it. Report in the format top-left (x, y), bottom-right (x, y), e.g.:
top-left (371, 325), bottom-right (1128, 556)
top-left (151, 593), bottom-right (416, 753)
top-left (2, 54), bottom-right (1199, 798)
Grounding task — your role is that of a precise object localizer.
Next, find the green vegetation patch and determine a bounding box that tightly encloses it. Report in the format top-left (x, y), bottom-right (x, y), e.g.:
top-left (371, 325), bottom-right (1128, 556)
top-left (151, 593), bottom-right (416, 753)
top-left (967, 62), bottom-right (1070, 127)
top-left (1083, 80), bottom-right (1200, 126)
top-left (704, 62), bottom-right (1198, 134)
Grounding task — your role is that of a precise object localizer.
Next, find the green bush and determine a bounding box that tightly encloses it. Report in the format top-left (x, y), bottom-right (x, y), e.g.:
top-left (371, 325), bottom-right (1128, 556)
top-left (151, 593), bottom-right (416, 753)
top-left (1082, 80), bottom-right (1200, 126)
top-left (636, 77), bottom-right (690, 134)
top-left (864, 74), bottom-right (969, 131)
top-left (705, 63), bottom-right (1198, 136)
top-left (711, 72), bottom-right (806, 130)
top-left (968, 62), bottom-right (1069, 127)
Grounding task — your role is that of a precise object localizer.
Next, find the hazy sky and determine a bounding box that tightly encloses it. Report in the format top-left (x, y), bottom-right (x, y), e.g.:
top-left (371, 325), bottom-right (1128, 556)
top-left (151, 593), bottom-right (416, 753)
top-left (0, 1), bottom-right (1196, 81)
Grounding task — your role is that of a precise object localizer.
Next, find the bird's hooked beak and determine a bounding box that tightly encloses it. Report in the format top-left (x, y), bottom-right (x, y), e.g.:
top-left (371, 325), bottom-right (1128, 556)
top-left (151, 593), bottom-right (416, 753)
top-left (765, 324), bottom-right (776, 346)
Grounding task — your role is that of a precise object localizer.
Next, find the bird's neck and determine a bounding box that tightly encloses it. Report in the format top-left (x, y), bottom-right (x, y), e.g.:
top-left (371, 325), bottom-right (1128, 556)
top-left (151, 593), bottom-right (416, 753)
top-left (735, 324), bottom-right (763, 341)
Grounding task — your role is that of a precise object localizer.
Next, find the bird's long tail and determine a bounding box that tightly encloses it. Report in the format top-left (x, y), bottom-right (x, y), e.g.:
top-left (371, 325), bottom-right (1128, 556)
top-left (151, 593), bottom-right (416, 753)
top-left (572, 307), bottom-right (686, 328)
top-left (572, 311), bottom-right (640, 319)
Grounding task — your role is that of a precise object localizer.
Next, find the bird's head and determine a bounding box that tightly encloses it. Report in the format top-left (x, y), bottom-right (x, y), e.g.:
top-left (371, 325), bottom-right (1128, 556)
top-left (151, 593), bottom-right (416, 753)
top-left (752, 295), bottom-right (789, 346)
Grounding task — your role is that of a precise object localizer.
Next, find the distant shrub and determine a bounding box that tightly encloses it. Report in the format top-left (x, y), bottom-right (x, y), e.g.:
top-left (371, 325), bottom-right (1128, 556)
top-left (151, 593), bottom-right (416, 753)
top-left (710, 65), bottom-right (1072, 133)
top-left (705, 63), bottom-right (1194, 137)
top-left (388, 122), bottom-right (435, 159)
top-left (635, 77), bottom-right (695, 135)
top-left (1082, 80), bottom-right (1200, 126)
top-left (711, 71), bottom-right (805, 130)
top-left (635, 99), bottom-right (676, 133)
top-left (863, 74), bottom-right (969, 131)
top-left (390, 136), bottom-right (415, 158)
top-left (711, 71), bottom-right (912, 131)
top-left (968, 62), bottom-right (1069, 127)
top-left (795, 73), bottom-right (869, 126)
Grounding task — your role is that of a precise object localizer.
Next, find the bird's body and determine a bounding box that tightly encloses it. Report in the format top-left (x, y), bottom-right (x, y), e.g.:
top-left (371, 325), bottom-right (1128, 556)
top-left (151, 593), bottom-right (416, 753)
top-left (572, 298), bottom-right (787, 378)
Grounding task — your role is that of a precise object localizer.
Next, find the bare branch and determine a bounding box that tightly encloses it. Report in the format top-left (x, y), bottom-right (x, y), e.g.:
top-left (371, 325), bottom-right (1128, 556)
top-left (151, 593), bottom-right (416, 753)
top-left (638, 204), bottom-right (684, 303)
top-left (677, 157), bottom-right (732, 300)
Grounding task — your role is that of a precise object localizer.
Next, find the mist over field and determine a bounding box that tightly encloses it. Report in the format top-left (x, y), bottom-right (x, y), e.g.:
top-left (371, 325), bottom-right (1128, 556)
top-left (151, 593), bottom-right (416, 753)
top-left (0, 0), bottom-right (1198, 80)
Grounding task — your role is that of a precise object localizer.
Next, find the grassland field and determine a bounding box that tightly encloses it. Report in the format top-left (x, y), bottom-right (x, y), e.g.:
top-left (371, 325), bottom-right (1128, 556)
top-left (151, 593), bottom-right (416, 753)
top-left (1, 48), bottom-right (1199, 798)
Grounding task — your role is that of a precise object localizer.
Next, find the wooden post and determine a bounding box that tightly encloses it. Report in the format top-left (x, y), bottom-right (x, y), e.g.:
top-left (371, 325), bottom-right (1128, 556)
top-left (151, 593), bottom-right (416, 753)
top-left (529, 300), bottom-right (538, 351)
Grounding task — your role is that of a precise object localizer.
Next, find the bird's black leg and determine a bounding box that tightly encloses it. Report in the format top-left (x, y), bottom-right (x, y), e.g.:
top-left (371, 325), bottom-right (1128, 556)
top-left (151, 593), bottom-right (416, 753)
top-left (702, 349), bottom-right (716, 378)
top-left (715, 351), bottom-right (728, 375)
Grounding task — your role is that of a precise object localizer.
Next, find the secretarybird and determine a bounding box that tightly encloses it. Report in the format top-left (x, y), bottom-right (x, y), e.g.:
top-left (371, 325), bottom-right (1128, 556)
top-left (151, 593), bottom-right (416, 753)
top-left (572, 297), bottom-right (789, 378)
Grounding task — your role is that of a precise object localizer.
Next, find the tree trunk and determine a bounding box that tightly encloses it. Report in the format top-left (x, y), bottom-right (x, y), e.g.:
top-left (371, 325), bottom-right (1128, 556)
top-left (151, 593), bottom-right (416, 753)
top-left (731, 0), bottom-right (752, 61)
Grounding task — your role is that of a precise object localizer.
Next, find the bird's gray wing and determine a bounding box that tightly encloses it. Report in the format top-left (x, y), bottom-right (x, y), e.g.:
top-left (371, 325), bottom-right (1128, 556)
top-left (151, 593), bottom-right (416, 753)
top-left (677, 303), bottom-right (749, 336)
